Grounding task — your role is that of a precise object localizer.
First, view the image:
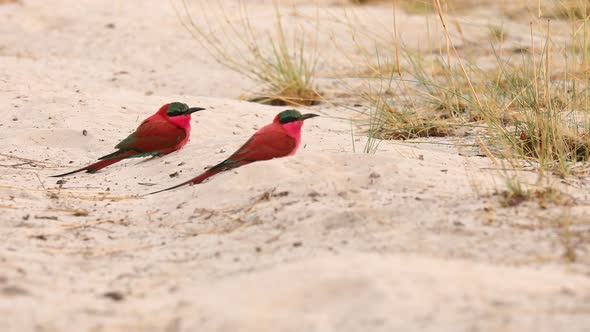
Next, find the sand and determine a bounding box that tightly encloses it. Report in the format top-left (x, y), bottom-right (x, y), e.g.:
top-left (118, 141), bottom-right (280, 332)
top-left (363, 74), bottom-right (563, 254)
top-left (1, 0), bottom-right (590, 331)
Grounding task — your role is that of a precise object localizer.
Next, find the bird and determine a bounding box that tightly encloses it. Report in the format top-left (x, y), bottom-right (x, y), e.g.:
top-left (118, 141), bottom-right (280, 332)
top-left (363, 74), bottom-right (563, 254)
top-left (52, 102), bottom-right (205, 177)
top-left (149, 109), bottom-right (318, 194)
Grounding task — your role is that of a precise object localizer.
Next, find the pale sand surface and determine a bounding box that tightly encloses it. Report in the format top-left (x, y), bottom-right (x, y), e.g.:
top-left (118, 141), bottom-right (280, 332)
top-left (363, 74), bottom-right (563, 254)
top-left (1, 1), bottom-right (590, 331)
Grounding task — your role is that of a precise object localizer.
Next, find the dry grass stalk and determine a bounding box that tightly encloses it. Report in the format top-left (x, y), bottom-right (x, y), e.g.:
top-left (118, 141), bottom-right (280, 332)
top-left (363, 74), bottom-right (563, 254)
top-left (177, 0), bottom-right (321, 106)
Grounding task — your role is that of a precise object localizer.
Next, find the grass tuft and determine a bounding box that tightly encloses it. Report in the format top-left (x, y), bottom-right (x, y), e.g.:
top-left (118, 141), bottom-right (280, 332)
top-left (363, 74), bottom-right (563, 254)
top-left (177, 0), bottom-right (321, 106)
top-left (365, 90), bottom-right (457, 140)
top-left (497, 185), bottom-right (574, 208)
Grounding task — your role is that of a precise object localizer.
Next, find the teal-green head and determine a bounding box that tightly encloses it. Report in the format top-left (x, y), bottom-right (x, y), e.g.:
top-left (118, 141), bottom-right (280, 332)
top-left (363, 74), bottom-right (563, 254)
top-left (275, 109), bottom-right (319, 124)
top-left (164, 102), bottom-right (205, 117)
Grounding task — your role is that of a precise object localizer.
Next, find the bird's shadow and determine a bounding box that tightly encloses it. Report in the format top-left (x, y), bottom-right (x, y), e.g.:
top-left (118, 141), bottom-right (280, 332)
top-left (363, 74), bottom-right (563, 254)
top-left (133, 155), bottom-right (162, 165)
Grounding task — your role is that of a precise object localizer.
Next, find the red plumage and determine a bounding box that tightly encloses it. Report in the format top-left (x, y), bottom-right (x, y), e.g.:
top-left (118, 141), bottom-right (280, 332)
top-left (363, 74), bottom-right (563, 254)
top-left (52, 103), bottom-right (201, 177)
top-left (149, 110), bottom-right (317, 195)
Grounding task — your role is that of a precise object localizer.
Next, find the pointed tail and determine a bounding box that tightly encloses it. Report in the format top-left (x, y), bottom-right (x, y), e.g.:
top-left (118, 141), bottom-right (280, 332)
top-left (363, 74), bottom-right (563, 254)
top-left (51, 157), bottom-right (127, 177)
top-left (51, 150), bottom-right (139, 177)
top-left (147, 169), bottom-right (222, 195)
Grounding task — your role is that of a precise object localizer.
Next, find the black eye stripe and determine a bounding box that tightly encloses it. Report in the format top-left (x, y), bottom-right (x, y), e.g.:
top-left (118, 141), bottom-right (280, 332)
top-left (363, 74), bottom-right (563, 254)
top-left (280, 116), bottom-right (300, 124)
top-left (166, 102), bottom-right (190, 117)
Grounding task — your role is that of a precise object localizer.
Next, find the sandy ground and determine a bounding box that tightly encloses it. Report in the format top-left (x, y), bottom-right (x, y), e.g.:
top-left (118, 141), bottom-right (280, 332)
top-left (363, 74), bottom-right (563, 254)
top-left (2, 1), bottom-right (590, 331)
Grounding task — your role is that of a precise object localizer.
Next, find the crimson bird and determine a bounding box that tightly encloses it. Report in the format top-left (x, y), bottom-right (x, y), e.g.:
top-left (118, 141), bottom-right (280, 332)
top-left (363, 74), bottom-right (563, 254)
top-left (149, 109), bottom-right (318, 194)
top-left (52, 102), bottom-right (205, 177)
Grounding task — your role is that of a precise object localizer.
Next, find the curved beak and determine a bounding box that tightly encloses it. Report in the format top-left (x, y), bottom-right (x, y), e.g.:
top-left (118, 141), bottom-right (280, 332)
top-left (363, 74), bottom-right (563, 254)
top-left (187, 107), bottom-right (206, 114)
top-left (300, 113), bottom-right (319, 120)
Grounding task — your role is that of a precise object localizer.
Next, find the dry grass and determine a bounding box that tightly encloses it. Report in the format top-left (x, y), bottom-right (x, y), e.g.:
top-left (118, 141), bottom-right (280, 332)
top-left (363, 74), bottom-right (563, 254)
top-left (176, 0), bottom-right (321, 106)
top-left (497, 185), bottom-right (574, 207)
top-left (352, 1), bottom-right (590, 176)
top-left (547, 0), bottom-right (590, 19)
top-left (368, 101), bottom-right (456, 140)
top-left (349, 0), bottom-right (497, 14)
top-left (320, 0), bottom-right (590, 211)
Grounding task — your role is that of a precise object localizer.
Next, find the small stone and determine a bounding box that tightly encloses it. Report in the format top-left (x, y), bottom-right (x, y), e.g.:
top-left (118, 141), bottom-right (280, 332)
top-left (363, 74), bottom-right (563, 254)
top-left (73, 210), bottom-right (89, 217)
top-left (32, 234), bottom-right (47, 241)
top-left (369, 172), bottom-right (381, 179)
top-left (102, 291), bottom-right (124, 301)
top-left (308, 191), bottom-right (321, 197)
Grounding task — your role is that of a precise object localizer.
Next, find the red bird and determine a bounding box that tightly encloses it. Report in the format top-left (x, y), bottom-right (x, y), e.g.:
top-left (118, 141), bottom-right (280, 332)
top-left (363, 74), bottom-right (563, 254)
top-left (52, 102), bottom-right (205, 177)
top-left (150, 109), bottom-right (318, 194)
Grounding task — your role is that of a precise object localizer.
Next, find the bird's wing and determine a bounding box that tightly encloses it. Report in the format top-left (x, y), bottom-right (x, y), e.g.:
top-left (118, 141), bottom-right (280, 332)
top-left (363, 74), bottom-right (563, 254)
top-left (209, 126), bottom-right (297, 172)
top-left (111, 117), bottom-right (186, 156)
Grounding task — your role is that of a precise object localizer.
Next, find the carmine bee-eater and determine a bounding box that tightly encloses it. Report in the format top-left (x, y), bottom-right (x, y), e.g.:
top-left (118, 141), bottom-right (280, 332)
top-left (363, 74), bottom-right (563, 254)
top-left (52, 102), bottom-right (205, 177)
top-left (149, 109), bottom-right (319, 194)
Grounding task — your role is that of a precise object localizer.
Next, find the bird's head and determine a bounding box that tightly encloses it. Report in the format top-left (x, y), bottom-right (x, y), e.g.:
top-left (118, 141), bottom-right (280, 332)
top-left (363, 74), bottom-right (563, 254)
top-left (163, 102), bottom-right (205, 117)
top-left (274, 109), bottom-right (319, 125)
top-left (273, 109), bottom-right (319, 137)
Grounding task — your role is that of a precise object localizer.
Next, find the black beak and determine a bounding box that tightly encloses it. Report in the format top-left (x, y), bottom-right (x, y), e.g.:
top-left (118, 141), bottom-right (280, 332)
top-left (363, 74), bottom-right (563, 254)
top-left (187, 107), bottom-right (206, 114)
top-left (300, 113), bottom-right (319, 120)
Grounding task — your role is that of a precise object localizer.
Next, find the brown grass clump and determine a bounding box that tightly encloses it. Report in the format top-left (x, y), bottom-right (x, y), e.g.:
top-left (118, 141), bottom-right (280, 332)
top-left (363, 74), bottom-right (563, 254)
top-left (349, 0), bottom-right (437, 14)
top-left (498, 186), bottom-right (574, 208)
top-left (349, 0), bottom-right (497, 14)
top-left (367, 95), bottom-right (455, 140)
top-left (177, 0), bottom-right (321, 106)
top-left (246, 85), bottom-right (322, 106)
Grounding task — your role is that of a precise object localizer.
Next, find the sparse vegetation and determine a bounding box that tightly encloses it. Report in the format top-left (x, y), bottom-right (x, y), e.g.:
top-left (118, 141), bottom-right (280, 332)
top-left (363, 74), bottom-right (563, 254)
top-left (179, 0), bottom-right (589, 203)
top-left (311, 0), bottom-right (590, 232)
top-left (176, 0), bottom-right (321, 106)
top-left (497, 184), bottom-right (573, 208)
top-left (351, 0), bottom-right (590, 178)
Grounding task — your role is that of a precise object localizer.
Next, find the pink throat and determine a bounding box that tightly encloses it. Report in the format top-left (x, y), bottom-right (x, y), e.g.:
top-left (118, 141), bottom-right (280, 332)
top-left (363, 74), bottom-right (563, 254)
top-left (282, 121), bottom-right (304, 155)
top-left (167, 114), bottom-right (192, 130)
